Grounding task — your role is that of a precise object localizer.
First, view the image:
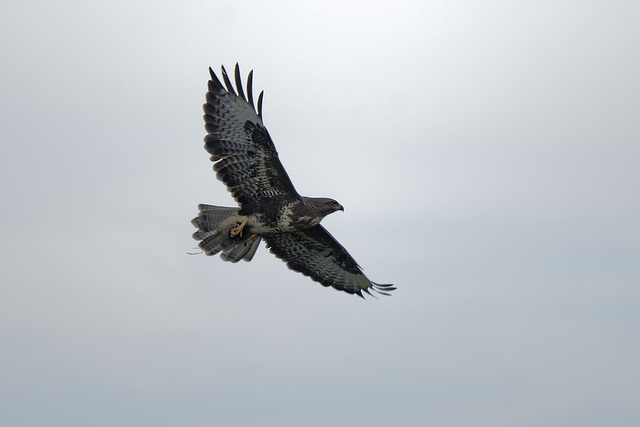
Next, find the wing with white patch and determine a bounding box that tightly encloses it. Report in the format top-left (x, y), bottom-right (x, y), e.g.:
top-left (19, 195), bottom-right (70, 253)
top-left (203, 64), bottom-right (299, 212)
top-left (264, 225), bottom-right (395, 297)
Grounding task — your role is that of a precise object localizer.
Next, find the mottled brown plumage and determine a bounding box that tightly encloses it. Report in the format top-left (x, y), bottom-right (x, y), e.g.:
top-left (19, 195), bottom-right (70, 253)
top-left (191, 64), bottom-right (394, 297)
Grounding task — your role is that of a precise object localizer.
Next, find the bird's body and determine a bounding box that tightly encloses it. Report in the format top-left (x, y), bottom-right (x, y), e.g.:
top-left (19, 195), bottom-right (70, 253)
top-left (192, 64), bottom-right (394, 297)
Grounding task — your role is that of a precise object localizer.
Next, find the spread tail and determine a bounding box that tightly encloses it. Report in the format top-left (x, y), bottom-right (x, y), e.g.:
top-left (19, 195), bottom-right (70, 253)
top-left (191, 204), bottom-right (262, 263)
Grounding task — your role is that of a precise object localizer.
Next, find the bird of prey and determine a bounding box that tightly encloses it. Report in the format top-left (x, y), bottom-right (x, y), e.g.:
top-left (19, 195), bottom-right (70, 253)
top-left (191, 64), bottom-right (395, 297)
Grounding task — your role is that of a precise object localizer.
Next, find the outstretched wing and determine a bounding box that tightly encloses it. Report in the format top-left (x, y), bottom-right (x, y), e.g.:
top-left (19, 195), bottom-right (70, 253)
top-left (203, 64), bottom-right (299, 212)
top-left (264, 225), bottom-right (395, 297)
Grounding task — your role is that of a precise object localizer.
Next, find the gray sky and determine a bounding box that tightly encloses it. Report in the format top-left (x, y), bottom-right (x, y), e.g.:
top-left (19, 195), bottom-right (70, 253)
top-left (2, 1), bottom-right (639, 426)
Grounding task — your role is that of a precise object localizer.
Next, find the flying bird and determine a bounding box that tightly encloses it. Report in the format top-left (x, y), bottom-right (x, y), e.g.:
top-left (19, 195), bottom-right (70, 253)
top-left (191, 64), bottom-right (395, 297)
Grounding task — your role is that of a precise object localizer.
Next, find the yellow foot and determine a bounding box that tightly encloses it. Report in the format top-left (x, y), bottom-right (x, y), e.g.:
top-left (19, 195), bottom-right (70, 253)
top-left (238, 233), bottom-right (258, 244)
top-left (230, 217), bottom-right (248, 238)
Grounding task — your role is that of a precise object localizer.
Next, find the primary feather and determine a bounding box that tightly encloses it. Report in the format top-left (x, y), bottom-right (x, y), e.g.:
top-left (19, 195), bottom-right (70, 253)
top-left (192, 64), bottom-right (395, 297)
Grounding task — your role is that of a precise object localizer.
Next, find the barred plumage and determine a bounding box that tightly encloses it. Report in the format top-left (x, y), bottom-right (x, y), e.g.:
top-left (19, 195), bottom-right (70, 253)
top-left (192, 64), bottom-right (395, 297)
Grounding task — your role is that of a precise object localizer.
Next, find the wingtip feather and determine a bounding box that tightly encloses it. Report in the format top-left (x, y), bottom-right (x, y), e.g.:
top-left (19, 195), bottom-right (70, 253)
top-left (257, 90), bottom-right (264, 118)
top-left (208, 67), bottom-right (225, 93)
top-left (247, 70), bottom-right (255, 111)
top-left (370, 282), bottom-right (396, 296)
top-left (234, 63), bottom-right (246, 101)
top-left (221, 65), bottom-right (237, 96)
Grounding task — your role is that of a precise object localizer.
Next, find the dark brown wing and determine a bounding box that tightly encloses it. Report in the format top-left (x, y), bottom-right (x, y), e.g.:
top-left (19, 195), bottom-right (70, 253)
top-left (203, 64), bottom-right (299, 212)
top-left (264, 225), bottom-right (395, 297)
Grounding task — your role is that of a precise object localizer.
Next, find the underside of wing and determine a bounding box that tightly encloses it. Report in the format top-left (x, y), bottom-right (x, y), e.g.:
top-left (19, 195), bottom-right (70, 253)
top-left (203, 64), bottom-right (299, 212)
top-left (264, 225), bottom-right (395, 297)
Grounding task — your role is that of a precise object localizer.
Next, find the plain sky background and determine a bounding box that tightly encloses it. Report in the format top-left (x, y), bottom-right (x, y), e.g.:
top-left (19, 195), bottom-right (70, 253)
top-left (2, 1), bottom-right (639, 426)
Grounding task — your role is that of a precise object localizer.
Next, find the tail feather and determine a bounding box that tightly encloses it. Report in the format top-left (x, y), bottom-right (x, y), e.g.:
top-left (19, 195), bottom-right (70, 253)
top-left (220, 236), bottom-right (261, 263)
top-left (191, 204), bottom-right (262, 262)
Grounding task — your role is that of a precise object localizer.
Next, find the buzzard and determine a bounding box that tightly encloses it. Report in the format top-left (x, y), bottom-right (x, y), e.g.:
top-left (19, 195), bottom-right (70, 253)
top-left (191, 64), bottom-right (395, 297)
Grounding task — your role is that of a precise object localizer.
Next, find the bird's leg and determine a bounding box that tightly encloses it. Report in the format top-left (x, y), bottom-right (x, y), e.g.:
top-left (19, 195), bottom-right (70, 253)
top-left (238, 233), bottom-right (258, 244)
top-left (230, 217), bottom-right (248, 238)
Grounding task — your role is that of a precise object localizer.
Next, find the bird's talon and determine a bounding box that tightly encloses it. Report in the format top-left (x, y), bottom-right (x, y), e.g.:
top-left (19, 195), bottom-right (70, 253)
top-left (230, 218), bottom-right (248, 237)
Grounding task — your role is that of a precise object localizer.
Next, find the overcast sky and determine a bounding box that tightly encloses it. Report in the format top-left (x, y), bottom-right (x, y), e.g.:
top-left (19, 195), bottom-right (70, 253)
top-left (2, 1), bottom-right (639, 426)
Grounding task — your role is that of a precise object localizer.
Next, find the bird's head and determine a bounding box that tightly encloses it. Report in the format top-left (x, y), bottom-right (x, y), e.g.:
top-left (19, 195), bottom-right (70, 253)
top-left (305, 197), bottom-right (344, 218)
top-left (327, 199), bottom-right (344, 214)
